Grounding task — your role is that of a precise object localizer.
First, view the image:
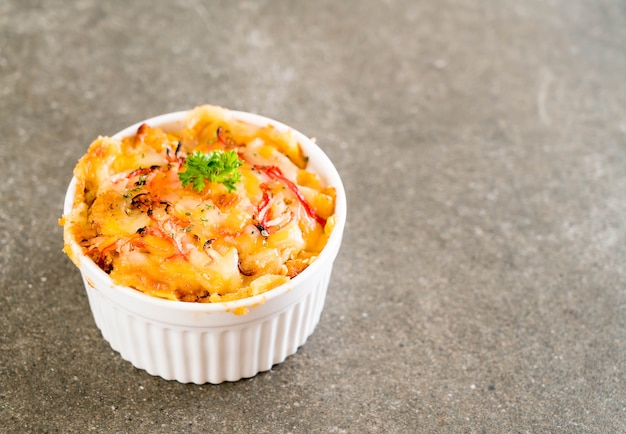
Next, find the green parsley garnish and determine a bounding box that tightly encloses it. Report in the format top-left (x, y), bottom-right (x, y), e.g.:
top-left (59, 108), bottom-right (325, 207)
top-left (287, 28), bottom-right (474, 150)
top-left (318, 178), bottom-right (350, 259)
top-left (178, 150), bottom-right (242, 193)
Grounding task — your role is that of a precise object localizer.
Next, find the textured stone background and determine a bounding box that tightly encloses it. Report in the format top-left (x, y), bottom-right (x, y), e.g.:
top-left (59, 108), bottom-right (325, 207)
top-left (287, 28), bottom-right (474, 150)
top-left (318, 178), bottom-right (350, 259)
top-left (1, 0), bottom-right (625, 432)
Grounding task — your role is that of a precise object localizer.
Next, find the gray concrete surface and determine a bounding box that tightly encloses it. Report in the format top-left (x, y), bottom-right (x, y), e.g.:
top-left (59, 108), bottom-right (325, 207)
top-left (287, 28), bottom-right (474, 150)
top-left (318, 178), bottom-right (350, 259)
top-left (1, 0), bottom-right (625, 432)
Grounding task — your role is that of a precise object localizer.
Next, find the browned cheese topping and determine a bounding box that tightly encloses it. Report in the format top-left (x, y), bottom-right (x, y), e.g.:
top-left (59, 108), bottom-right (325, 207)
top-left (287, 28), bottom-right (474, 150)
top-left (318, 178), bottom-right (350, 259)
top-left (62, 105), bottom-right (336, 303)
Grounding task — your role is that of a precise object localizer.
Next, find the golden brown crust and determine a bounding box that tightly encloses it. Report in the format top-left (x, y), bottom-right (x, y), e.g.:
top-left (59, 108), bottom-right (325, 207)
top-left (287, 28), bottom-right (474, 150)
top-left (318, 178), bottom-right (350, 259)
top-left (62, 105), bottom-right (336, 303)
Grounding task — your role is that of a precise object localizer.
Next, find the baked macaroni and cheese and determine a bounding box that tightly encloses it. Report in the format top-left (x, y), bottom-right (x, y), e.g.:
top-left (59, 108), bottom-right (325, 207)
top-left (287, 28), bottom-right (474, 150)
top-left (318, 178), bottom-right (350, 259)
top-left (62, 105), bottom-right (336, 303)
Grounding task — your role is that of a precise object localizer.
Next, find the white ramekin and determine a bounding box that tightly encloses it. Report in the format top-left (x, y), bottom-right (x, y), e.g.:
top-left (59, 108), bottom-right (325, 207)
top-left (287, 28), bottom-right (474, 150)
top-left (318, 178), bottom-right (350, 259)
top-left (63, 109), bottom-right (346, 384)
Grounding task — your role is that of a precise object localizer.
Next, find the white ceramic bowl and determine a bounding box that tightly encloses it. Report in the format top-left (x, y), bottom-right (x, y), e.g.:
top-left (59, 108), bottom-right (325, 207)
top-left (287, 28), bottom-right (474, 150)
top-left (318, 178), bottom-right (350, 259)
top-left (63, 109), bottom-right (346, 384)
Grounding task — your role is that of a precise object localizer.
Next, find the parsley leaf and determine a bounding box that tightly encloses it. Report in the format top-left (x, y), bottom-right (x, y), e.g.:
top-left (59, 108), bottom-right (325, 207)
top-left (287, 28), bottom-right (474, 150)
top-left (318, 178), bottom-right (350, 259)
top-left (179, 150), bottom-right (242, 193)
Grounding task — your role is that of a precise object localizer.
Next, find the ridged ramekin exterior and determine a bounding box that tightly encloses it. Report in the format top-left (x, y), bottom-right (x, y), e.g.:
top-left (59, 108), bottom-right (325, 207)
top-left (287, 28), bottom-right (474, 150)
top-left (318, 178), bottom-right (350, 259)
top-left (81, 266), bottom-right (331, 384)
top-left (65, 108), bottom-right (346, 384)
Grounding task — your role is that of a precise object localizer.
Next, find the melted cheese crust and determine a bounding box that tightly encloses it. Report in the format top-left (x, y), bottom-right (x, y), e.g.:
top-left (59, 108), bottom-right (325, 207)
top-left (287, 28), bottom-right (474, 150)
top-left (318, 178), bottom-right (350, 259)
top-left (63, 105), bottom-right (336, 303)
